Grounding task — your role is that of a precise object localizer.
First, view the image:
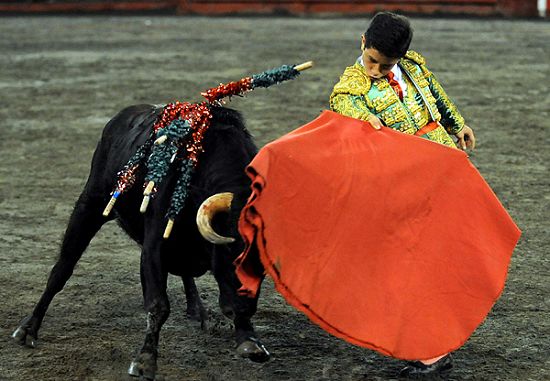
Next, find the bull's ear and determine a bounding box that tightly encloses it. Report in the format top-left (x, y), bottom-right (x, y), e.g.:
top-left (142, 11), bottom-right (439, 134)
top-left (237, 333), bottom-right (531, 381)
top-left (196, 193), bottom-right (236, 244)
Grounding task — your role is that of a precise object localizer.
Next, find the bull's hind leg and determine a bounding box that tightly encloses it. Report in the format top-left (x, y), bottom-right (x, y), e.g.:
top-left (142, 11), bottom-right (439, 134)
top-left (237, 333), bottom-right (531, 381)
top-left (182, 276), bottom-right (208, 329)
top-left (12, 193), bottom-right (109, 347)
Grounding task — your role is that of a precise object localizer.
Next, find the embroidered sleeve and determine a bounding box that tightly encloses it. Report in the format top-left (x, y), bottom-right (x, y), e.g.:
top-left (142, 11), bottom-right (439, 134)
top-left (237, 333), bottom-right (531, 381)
top-left (330, 93), bottom-right (374, 121)
top-left (329, 64), bottom-right (374, 121)
top-left (406, 51), bottom-right (465, 134)
top-left (427, 71), bottom-right (465, 135)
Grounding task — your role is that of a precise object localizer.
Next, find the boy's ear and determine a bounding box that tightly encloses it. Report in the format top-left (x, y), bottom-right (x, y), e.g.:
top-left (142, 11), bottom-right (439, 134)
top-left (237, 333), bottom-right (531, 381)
top-left (361, 35), bottom-right (366, 50)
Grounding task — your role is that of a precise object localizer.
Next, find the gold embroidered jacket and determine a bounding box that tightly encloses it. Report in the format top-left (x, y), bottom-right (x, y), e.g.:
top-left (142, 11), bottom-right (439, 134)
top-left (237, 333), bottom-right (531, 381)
top-left (330, 51), bottom-right (465, 147)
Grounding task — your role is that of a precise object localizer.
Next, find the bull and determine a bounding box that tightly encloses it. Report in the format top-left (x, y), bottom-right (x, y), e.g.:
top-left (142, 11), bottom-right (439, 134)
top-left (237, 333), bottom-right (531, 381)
top-left (12, 103), bottom-right (269, 380)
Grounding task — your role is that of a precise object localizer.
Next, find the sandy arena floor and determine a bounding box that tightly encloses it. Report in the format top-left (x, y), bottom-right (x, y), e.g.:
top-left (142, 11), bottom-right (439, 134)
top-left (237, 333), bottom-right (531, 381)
top-left (0, 15), bottom-right (549, 381)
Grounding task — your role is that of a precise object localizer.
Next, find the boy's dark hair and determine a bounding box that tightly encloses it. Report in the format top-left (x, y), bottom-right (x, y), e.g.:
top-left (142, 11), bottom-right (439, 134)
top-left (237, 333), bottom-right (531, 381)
top-left (364, 12), bottom-right (413, 59)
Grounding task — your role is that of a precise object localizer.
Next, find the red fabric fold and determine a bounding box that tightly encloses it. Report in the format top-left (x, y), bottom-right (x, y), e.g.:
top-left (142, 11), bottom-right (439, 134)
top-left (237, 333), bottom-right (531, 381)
top-left (234, 110), bottom-right (520, 360)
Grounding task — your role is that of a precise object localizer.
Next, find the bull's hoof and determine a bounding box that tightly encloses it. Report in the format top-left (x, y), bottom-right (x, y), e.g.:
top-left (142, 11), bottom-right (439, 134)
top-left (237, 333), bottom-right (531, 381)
top-left (128, 353), bottom-right (157, 380)
top-left (12, 320), bottom-right (38, 348)
top-left (236, 337), bottom-right (270, 363)
top-left (128, 361), bottom-right (140, 377)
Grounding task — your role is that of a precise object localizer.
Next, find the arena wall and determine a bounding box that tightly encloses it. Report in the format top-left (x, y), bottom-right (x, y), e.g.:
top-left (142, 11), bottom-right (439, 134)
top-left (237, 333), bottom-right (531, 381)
top-left (177, 0), bottom-right (541, 17)
top-left (0, 0), bottom-right (545, 17)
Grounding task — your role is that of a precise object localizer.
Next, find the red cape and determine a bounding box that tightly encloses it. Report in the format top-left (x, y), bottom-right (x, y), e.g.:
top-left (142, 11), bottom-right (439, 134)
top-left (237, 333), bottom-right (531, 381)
top-left (235, 110), bottom-right (520, 360)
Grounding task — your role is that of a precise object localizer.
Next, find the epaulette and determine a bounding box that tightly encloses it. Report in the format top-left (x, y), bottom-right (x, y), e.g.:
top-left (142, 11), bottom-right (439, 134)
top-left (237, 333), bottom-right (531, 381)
top-left (404, 50), bottom-right (426, 65)
top-left (403, 50), bottom-right (431, 77)
top-left (331, 64), bottom-right (372, 96)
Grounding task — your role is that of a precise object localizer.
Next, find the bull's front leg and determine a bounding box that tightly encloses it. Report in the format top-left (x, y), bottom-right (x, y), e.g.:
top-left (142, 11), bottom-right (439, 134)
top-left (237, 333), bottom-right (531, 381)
top-left (232, 293), bottom-right (270, 363)
top-left (13, 193), bottom-right (109, 348)
top-left (128, 227), bottom-right (170, 381)
top-left (212, 246), bottom-right (270, 363)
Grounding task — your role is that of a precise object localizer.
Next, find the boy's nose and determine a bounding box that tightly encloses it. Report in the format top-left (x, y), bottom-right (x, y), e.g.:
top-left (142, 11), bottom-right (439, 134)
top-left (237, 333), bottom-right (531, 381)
top-left (371, 66), bottom-right (382, 78)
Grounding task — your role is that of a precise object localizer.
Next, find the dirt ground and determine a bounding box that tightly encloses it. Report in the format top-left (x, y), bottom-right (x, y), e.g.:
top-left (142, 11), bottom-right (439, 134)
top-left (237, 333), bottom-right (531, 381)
top-left (0, 15), bottom-right (549, 381)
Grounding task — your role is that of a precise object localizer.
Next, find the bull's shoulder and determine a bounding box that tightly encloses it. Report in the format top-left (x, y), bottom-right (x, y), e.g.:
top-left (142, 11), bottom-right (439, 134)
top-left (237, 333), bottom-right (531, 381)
top-left (102, 104), bottom-right (161, 137)
top-left (110, 104), bottom-right (161, 128)
top-left (116, 103), bottom-right (160, 116)
top-left (209, 106), bottom-right (247, 132)
top-left (203, 106), bottom-right (257, 157)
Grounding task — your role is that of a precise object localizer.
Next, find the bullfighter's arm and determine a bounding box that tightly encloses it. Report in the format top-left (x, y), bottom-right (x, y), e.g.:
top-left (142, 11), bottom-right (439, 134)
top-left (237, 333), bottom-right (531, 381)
top-left (427, 72), bottom-right (466, 135)
top-left (331, 93), bottom-right (373, 121)
top-left (426, 69), bottom-right (475, 149)
top-left (330, 94), bottom-right (383, 129)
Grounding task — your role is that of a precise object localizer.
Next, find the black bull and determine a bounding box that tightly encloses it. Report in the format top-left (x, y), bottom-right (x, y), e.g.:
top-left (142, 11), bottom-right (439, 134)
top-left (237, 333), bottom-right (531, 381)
top-left (13, 104), bottom-right (270, 379)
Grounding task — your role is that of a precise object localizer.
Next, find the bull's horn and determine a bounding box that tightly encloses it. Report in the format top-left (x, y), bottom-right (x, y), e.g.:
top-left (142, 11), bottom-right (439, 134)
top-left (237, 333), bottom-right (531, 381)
top-left (196, 192), bottom-right (236, 244)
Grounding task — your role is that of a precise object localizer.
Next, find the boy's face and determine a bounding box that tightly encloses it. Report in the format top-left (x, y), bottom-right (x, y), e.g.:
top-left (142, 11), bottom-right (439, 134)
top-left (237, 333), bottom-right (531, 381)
top-left (361, 36), bottom-right (400, 79)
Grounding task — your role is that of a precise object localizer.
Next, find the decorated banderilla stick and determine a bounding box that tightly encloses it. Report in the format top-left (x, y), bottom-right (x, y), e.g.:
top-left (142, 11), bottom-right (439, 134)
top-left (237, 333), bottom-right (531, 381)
top-left (200, 61), bottom-right (314, 103)
top-left (103, 61), bottom-right (314, 238)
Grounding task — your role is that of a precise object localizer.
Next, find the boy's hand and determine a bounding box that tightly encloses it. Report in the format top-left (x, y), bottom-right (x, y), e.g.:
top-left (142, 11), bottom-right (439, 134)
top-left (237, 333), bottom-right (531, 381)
top-left (367, 114), bottom-right (384, 130)
top-left (455, 125), bottom-right (476, 150)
